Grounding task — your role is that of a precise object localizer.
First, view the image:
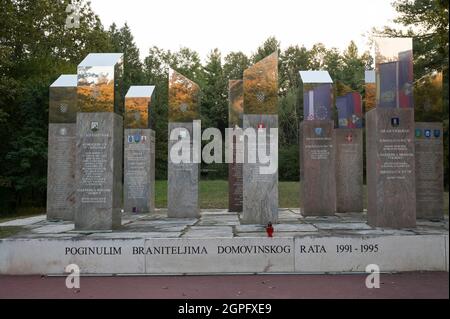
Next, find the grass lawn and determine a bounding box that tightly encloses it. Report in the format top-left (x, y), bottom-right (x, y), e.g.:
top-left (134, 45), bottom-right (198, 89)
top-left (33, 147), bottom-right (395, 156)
top-left (1, 181), bottom-right (448, 223)
top-left (156, 180), bottom-right (449, 214)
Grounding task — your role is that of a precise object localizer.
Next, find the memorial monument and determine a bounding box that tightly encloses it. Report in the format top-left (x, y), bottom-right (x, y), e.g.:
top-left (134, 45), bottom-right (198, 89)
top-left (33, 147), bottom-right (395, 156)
top-left (335, 91), bottom-right (363, 213)
top-left (123, 86), bottom-right (156, 214)
top-left (414, 71), bottom-right (444, 219)
top-left (242, 52), bottom-right (278, 225)
top-left (167, 68), bottom-right (200, 218)
top-left (366, 38), bottom-right (416, 228)
top-left (228, 80), bottom-right (244, 212)
top-left (75, 53), bottom-right (124, 230)
top-left (299, 71), bottom-right (336, 216)
top-left (46, 74), bottom-right (78, 221)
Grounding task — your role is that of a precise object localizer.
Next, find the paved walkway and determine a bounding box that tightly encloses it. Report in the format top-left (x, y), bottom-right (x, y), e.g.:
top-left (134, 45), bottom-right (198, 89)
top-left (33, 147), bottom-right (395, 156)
top-left (0, 272), bottom-right (447, 299)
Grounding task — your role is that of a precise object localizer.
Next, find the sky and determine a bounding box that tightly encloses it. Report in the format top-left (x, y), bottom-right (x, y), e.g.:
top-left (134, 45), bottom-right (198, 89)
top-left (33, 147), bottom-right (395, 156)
top-left (89, 0), bottom-right (400, 61)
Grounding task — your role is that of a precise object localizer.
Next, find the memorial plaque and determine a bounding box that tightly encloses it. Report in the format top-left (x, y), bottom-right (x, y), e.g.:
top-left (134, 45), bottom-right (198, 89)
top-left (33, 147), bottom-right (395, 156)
top-left (123, 86), bottom-right (156, 214)
top-left (242, 115), bottom-right (278, 224)
top-left (77, 53), bottom-right (124, 114)
top-left (228, 80), bottom-right (243, 212)
top-left (124, 129), bottom-right (155, 214)
top-left (299, 71), bottom-right (336, 216)
top-left (415, 122), bottom-right (444, 219)
top-left (242, 53), bottom-right (278, 224)
top-left (47, 75), bottom-right (77, 221)
top-left (366, 108), bottom-right (416, 228)
top-left (47, 124), bottom-right (76, 221)
top-left (75, 112), bottom-right (123, 230)
top-left (299, 121), bottom-right (336, 216)
top-left (168, 68), bottom-right (200, 122)
top-left (168, 122), bottom-right (200, 218)
top-left (366, 38), bottom-right (416, 228)
top-left (335, 128), bottom-right (363, 213)
top-left (168, 69), bottom-right (200, 218)
top-left (299, 71), bottom-right (333, 120)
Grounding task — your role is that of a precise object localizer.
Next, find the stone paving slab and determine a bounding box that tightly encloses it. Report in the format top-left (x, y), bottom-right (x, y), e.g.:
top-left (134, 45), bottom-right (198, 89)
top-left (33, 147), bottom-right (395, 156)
top-left (313, 222), bottom-right (372, 230)
top-left (1, 211), bottom-right (448, 240)
top-left (31, 224), bottom-right (75, 234)
top-left (0, 215), bottom-right (46, 227)
top-left (87, 232), bottom-right (181, 239)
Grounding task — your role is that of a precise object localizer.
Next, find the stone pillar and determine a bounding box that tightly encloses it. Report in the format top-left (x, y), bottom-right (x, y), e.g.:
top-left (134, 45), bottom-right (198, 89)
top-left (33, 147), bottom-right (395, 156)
top-left (415, 122), bottom-right (444, 219)
top-left (123, 86), bottom-right (156, 214)
top-left (335, 92), bottom-right (364, 213)
top-left (167, 69), bottom-right (201, 218)
top-left (335, 129), bottom-right (363, 213)
top-left (47, 75), bottom-right (78, 221)
top-left (75, 112), bottom-right (123, 230)
top-left (366, 108), bottom-right (416, 228)
top-left (366, 37), bottom-right (416, 228)
top-left (75, 53), bottom-right (124, 231)
top-left (300, 121), bottom-right (336, 216)
top-left (228, 80), bottom-right (243, 212)
top-left (242, 52), bottom-right (278, 225)
top-left (299, 71), bottom-right (336, 216)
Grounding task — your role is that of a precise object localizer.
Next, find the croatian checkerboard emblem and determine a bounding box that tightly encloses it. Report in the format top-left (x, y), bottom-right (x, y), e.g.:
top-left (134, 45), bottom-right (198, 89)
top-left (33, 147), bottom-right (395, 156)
top-left (256, 91), bottom-right (265, 103)
top-left (59, 104), bottom-right (68, 113)
top-left (180, 103), bottom-right (188, 113)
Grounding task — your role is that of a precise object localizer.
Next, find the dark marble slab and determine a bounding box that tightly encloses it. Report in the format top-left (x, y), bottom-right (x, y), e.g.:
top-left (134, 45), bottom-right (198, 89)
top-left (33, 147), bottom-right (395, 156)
top-left (167, 122), bottom-right (200, 218)
top-left (242, 115), bottom-right (278, 224)
top-left (46, 124), bottom-right (76, 221)
top-left (335, 128), bottom-right (363, 213)
top-left (366, 108), bottom-right (416, 228)
top-left (124, 129), bottom-right (155, 214)
top-left (300, 121), bottom-right (336, 216)
top-left (74, 112), bottom-right (123, 230)
top-left (415, 122), bottom-right (444, 219)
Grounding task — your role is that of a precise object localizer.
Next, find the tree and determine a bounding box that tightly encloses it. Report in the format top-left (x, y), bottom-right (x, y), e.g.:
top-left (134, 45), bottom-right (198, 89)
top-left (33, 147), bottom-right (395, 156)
top-left (375, 0), bottom-right (449, 188)
top-left (109, 23), bottom-right (145, 90)
top-left (223, 51), bottom-right (250, 80)
top-left (0, 0), bottom-right (113, 212)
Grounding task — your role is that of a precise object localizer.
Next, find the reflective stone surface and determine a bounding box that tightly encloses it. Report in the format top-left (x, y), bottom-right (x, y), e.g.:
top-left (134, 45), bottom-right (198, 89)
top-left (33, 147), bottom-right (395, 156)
top-left (124, 86), bottom-right (155, 129)
top-left (374, 37), bottom-right (413, 108)
top-left (77, 53), bottom-right (124, 114)
top-left (299, 71), bottom-right (333, 120)
top-left (168, 69), bottom-right (200, 122)
top-left (49, 75), bottom-right (78, 123)
top-left (336, 92), bottom-right (363, 128)
top-left (364, 70), bottom-right (376, 112)
top-left (229, 80), bottom-right (243, 127)
top-left (414, 71), bottom-right (443, 113)
top-left (243, 52), bottom-right (278, 114)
